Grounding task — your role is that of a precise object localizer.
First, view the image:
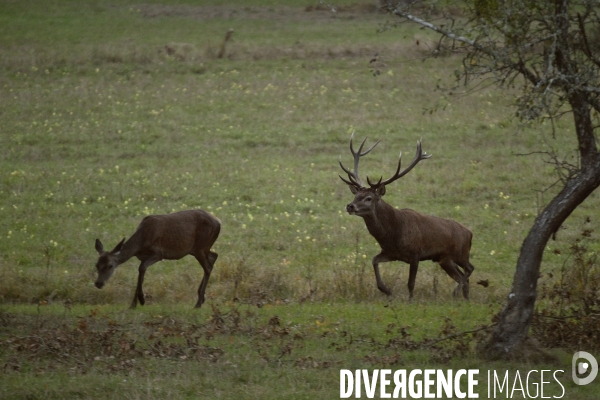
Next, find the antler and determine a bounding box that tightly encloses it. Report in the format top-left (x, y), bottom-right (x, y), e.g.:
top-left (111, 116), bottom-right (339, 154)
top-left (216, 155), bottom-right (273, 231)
top-left (339, 131), bottom-right (380, 189)
top-left (367, 139), bottom-right (432, 189)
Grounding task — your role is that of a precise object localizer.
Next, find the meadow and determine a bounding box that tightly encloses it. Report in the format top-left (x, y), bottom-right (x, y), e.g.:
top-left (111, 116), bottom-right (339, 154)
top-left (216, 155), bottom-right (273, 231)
top-left (1, 0), bottom-right (599, 398)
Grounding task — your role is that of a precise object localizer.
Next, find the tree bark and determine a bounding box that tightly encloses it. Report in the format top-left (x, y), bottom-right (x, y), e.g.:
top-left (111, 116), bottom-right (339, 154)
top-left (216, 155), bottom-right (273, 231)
top-left (481, 94), bottom-right (600, 359)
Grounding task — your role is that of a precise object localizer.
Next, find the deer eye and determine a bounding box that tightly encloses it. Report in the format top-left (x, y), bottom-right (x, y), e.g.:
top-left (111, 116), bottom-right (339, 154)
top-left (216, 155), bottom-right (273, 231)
top-left (365, 196), bottom-right (372, 202)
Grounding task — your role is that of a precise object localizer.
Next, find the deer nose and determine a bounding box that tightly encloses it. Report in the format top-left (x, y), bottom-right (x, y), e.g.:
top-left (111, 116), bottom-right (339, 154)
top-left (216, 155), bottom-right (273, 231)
top-left (94, 281), bottom-right (104, 289)
top-left (346, 203), bottom-right (356, 213)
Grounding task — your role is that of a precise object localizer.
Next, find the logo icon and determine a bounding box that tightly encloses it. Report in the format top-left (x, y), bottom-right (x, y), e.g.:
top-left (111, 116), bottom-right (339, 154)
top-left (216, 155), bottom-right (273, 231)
top-left (572, 351), bottom-right (598, 385)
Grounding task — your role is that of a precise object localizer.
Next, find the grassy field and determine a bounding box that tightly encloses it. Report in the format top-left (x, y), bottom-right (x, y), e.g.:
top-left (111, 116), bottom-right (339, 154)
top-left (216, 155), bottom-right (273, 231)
top-left (1, 0), bottom-right (599, 398)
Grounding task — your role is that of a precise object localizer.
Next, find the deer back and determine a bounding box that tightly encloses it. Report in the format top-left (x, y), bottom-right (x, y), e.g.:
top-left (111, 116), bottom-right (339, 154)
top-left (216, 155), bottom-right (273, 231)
top-left (130, 210), bottom-right (221, 260)
top-left (381, 207), bottom-right (472, 263)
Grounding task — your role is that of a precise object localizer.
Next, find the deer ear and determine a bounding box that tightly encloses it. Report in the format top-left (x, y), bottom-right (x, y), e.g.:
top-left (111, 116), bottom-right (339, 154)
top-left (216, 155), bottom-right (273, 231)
top-left (95, 239), bottom-right (104, 254)
top-left (376, 186), bottom-right (386, 196)
top-left (349, 185), bottom-right (359, 194)
top-left (112, 238), bottom-right (125, 254)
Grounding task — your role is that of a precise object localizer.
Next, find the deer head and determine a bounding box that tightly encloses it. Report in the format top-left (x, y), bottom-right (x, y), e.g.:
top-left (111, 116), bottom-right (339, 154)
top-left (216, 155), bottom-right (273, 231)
top-left (339, 132), bottom-right (432, 216)
top-left (94, 238), bottom-right (125, 288)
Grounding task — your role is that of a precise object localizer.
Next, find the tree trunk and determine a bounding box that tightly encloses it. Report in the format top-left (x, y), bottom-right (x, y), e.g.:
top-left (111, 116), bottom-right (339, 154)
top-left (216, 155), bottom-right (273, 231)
top-left (391, 1), bottom-right (600, 360)
top-left (481, 96), bottom-right (600, 360)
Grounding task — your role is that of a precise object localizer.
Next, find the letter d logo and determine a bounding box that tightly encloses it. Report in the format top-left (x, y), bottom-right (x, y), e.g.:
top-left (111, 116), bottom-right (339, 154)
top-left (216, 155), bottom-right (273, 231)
top-left (572, 351), bottom-right (598, 385)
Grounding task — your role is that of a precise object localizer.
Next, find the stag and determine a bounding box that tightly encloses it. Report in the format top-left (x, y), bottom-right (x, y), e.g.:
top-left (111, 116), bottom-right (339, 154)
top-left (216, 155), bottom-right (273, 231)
top-left (339, 133), bottom-right (474, 299)
top-left (94, 209), bottom-right (221, 309)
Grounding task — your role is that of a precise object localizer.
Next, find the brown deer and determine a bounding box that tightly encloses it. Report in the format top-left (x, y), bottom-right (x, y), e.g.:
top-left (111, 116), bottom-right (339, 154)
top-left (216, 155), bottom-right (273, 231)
top-left (339, 133), bottom-right (474, 299)
top-left (94, 209), bottom-right (221, 309)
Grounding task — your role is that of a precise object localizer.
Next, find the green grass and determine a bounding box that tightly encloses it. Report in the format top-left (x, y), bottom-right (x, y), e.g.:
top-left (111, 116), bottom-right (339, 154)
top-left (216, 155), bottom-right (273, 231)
top-left (1, 0), bottom-right (599, 398)
top-left (3, 302), bottom-right (597, 399)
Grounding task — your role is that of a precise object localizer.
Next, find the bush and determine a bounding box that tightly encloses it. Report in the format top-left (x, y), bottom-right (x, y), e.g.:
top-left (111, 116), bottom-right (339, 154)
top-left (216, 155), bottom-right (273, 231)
top-left (533, 218), bottom-right (600, 351)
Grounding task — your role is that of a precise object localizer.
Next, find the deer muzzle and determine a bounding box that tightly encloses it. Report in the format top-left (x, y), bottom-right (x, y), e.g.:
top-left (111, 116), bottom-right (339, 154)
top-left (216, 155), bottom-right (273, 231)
top-left (346, 203), bottom-right (357, 215)
top-left (94, 281), bottom-right (105, 289)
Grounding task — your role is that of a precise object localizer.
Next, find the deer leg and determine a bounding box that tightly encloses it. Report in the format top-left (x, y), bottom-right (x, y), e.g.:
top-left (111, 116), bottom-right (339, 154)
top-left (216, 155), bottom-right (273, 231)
top-left (463, 262), bottom-right (474, 280)
top-left (463, 262), bottom-right (475, 300)
top-left (455, 260), bottom-right (474, 300)
top-left (407, 256), bottom-right (420, 300)
top-left (131, 257), bottom-right (160, 309)
top-left (372, 253), bottom-right (393, 296)
top-left (207, 251), bottom-right (218, 266)
top-left (461, 262), bottom-right (475, 300)
top-left (461, 278), bottom-right (470, 299)
top-left (194, 251), bottom-right (216, 308)
top-left (439, 259), bottom-right (465, 299)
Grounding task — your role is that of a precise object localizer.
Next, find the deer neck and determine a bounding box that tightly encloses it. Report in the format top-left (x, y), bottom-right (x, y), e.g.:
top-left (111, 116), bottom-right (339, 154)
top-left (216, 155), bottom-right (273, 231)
top-left (361, 200), bottom-right (397, 242)
top-left (115, 235), bottom-right (141, 265)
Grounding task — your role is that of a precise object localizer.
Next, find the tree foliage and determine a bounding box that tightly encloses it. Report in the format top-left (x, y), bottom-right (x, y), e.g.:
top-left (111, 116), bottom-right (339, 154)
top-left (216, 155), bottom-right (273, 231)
top-left (395, 1), bottom-right (600, 135)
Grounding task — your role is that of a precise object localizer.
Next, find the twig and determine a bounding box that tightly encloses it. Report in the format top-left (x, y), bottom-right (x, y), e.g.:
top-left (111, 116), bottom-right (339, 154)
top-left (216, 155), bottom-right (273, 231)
top-left (536, 313), bottom-right (600, 321)
top-left (423, 324), bottom-right (495, 349)
top-left (217, 29), bottom-right (234, 59)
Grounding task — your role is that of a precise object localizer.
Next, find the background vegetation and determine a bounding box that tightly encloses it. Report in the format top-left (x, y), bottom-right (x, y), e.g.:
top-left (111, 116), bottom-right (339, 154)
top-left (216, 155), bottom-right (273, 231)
top-left (1, 0), bottom-right (598, 398)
